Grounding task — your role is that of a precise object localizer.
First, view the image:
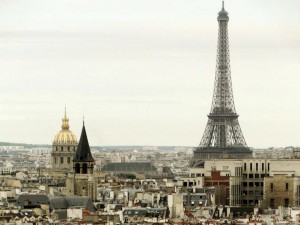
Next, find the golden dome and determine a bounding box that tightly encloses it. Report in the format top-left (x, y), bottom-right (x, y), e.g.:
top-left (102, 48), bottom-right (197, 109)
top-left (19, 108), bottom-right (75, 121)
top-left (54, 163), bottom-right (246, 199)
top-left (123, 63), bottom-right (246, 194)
top-left (53, 108), bottom-right (78, 145)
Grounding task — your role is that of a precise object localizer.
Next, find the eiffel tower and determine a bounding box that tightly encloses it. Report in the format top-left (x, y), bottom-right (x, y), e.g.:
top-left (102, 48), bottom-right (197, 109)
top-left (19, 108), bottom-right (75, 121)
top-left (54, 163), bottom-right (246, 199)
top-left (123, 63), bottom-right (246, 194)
top-left (191, 2), bottom-right (252, 167)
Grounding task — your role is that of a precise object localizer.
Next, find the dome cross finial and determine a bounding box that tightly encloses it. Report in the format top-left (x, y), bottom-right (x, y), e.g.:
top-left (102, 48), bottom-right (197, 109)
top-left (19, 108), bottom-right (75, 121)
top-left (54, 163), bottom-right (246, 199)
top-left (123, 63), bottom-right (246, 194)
top-left (64, 105), bottom-right (67, 119)
top-left (61, 107), bottom-right (70, 130)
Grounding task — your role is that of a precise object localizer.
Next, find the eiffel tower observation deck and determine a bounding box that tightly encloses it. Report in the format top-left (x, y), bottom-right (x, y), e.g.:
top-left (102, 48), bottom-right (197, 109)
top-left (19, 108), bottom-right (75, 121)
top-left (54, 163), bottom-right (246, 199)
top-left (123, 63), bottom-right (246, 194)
top-left (190, 2), bottom-right (252, 167)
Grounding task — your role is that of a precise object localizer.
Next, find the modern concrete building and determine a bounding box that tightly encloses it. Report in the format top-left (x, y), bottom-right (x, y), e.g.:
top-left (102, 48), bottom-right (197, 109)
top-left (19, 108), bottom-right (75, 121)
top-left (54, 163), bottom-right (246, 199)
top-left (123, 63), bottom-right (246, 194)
top-left (189, 159), bottom-right (300, 208)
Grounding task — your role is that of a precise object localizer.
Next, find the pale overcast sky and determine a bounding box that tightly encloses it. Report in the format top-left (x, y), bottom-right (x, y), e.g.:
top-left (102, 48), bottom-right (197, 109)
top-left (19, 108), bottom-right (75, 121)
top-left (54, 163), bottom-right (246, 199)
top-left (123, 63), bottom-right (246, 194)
top-left (0, 0), bottom-right (299, 148)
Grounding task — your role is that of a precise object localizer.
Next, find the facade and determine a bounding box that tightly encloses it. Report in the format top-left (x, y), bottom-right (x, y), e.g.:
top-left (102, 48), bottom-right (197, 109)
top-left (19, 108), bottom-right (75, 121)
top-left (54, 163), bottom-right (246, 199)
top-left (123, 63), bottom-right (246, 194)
top-left (205, 171), bottom-right (230, 206)
top-left (66, 122), bottom-right (97, 201)
top-left (191, 2), bottom-right (252, 166)
top-left (51, 109), bottom-right (78, 170)
top-left (189, 159), bottom-right (300, 208)
top-left (264, 174), bottom-right (300, 208)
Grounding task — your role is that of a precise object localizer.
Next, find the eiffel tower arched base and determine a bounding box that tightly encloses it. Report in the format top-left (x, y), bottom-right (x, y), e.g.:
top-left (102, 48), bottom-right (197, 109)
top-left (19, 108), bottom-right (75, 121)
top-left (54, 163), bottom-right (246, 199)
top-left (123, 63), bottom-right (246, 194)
top-left (189, 146), bottom-right (253, 167)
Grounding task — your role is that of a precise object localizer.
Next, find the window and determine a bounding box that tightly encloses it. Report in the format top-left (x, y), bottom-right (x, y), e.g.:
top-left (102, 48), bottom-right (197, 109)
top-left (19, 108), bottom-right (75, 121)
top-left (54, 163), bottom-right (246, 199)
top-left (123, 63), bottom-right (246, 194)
top-left (271, 183), bottom-right (274, 191)
top-left (256, 163), bottom-right (258, 171)
top-left (82, 163), bottom-right (88, 174)
top-left (255, 174), bottom-right (259, 178)
top-left (249, 174), bottom-right (253, 178)
top-left (286, 183), bottom-right (289, 191)
top-left (60, 157), bottom-right (64, 164)
top-left (270, 198), bottom-right (275, 208)
top-left (250, 163), bottom-right (252, 171)
top-left (268, 163), bottom-right (270, 171)
top-left (54, 157), bottom-right (57, 164)
top-left (284, 198), bottom-right (289, 207)
top-left (244, 163), bottom-right (247, 171)
top-left (67, 157), bottom-right (71, 164)
top-left (68, 146), bottom-right (70, 151)
top-left (75, 163), bottom-right (80, 174)
top-left (61, 146), bottom-right (63, 151)
top-left (262, 163), bottom-right (264, 171)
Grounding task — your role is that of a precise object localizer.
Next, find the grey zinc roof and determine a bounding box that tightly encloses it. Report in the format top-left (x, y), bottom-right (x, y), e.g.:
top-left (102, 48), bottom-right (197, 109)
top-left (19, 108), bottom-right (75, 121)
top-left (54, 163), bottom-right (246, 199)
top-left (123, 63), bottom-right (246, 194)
top-left (50, 196), bottom-right (96, 212)
top-left (17, 194), bottom-right (50, 208)
top-left (101, 162), bottom-right (157, 172)
top-left (49, 197), bottom-right (68, 209)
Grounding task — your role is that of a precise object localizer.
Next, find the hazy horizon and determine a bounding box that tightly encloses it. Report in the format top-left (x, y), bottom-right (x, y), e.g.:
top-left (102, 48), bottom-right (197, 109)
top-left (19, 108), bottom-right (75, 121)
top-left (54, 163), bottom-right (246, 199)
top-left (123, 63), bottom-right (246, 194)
top-left (0, 0), bottom-right (299, 148)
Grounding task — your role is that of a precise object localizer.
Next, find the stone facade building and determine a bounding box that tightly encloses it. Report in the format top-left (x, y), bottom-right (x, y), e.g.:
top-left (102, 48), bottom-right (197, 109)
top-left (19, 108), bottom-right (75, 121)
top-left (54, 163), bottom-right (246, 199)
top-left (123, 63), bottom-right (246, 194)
top-left (264, 174), bottom-right (296, 208)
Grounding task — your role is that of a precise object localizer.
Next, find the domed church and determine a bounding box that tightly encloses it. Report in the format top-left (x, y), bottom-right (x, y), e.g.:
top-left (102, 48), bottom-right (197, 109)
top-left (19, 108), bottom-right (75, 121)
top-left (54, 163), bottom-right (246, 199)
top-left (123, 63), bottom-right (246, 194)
top-left (51, 108), bottom-right (78, 170)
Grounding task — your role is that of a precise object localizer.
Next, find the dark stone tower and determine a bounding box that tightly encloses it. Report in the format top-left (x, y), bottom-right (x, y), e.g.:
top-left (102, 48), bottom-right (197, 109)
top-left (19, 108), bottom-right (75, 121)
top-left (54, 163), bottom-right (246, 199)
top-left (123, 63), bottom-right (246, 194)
top-left (66, 122), bottom-right (97, 201)
top-left (73, 122), bottom-right (95, 175)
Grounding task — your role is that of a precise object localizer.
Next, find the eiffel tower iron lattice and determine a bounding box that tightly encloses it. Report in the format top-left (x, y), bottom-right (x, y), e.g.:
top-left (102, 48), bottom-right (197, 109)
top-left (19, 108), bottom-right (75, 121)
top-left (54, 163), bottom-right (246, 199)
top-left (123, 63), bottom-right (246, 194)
top-left (191, 2), bottom-right (252, 166)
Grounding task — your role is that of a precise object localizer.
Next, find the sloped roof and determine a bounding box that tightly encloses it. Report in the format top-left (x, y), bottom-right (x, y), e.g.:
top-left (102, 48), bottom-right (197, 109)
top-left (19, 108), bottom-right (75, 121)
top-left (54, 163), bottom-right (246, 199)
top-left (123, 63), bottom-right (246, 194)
top-left (73, 123), bottom-right (94, 162)
top-left (17, 194), bottom-right (50, 208)
top-left (101, 162), bottom-right (157, 172)
top-left (50, 196), bottom-right (96, 212)
top-left (49, 197), bottom-right (68, 209)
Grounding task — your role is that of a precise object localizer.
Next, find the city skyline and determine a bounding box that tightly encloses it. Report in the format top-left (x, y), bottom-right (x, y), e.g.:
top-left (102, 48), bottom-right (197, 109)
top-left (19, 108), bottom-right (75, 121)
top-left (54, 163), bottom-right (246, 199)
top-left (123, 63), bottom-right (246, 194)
top-left (0, 0), bottom-right (300, 147)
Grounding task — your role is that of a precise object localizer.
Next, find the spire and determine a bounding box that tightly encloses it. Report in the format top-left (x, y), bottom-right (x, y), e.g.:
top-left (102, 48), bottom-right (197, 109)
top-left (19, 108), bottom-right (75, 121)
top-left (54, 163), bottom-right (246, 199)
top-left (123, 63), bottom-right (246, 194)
top-left (218, 1), bottom-right (229, 21)
top-left (74, 123), bottom-right (94, 162)
top-left (61, 106), bottom-right (70, 130)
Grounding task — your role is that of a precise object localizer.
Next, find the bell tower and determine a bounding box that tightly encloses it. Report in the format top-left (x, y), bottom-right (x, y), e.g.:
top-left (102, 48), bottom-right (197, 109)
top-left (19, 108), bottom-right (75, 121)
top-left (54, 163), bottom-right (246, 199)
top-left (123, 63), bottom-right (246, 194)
top-left (73, 121), bottom-right (95, 175)
top-left (66, 121), bottom-right (97, 201)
